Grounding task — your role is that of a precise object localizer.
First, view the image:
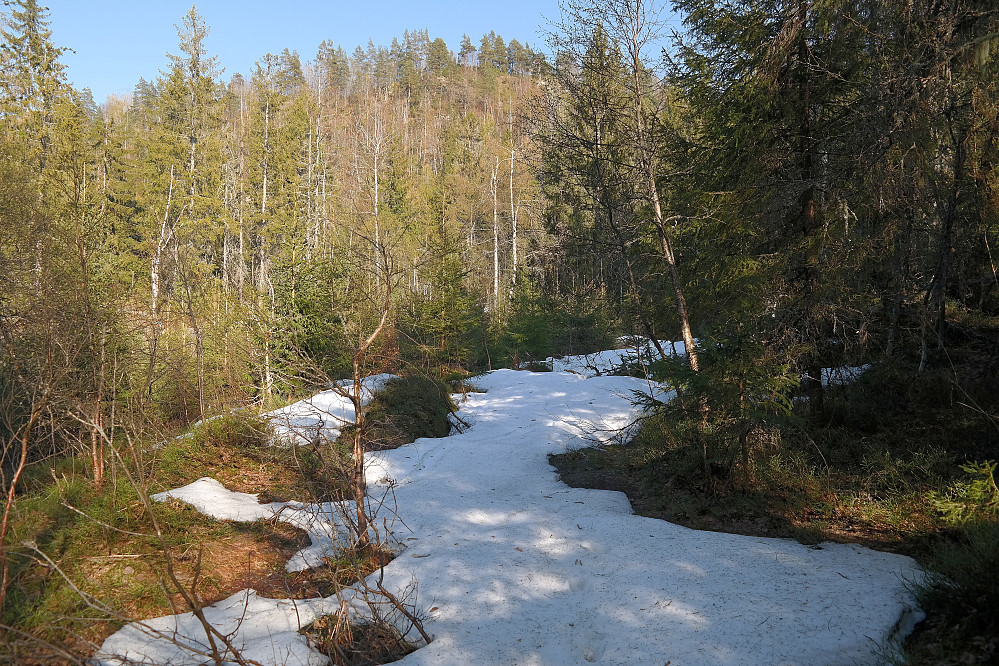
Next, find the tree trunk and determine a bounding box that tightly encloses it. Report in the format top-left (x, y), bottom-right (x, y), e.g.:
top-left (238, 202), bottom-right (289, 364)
top-left (921, 95), bottom-right (965, 372)
top-left (0, 398), bottom-right (49, 613)
top-left (510, 146), bottom-right (518, 285)
top-left (625, 9), bottom-right (700, 375)
top-left (647, 177), bottom-right (699, 373)
top-left (795, 1), bottom-right (823, 415)
top-left (350, 266), bottom-right (394, 548)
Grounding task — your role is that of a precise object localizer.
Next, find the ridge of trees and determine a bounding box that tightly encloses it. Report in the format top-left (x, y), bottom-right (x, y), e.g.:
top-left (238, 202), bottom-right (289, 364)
top-left (4, 0), bottom-right (995, 514)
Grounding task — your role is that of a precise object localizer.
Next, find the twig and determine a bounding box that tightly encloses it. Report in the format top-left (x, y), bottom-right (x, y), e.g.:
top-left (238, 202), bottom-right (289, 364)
top-left (59, 501), bottom-right (150, 537)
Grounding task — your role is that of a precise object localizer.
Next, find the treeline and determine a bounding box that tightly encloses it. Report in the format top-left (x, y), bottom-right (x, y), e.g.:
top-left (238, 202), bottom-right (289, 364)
top-left (5, 0), bottom-right (997, 497)
top-left (4, 0), bottom-right (998, 517)
top-left (0, 2), bottom-right (544, 498)
top-left (536, 0), bottom-right (999, 449)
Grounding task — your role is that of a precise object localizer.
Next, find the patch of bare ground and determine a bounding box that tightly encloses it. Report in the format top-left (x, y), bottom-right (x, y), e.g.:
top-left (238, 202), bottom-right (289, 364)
top-left (94, 519), bottom-right (396, 610)
top-left (13, 523), bottom-right (398, 665)
top-left (256, 544), bottom-right (397, 599)
top-left (549, 444), bottom-right (941, 557)
top-left (302, 613), bottom-right (418, 666)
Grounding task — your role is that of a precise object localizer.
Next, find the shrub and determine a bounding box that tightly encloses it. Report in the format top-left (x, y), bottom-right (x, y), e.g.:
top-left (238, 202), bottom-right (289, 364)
top-left (356, 375), bottom-right (455, 450)
top-left (188, 411), bottom-right (269, 449)
top-left (302, 611), bottom-right (418, 666)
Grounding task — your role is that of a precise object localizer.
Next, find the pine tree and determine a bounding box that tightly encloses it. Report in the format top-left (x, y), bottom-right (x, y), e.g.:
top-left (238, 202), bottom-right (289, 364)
top-left (478, 33), bottom-right (496, 71)
top-left (535, 23), bottom-right (667, 354)
top-left (427, 38), bottom-right (453, 76)
top-left (133, 6), bottom-right (227, 420)
top-left (492, 34), bottom-right (508, 72)
top-left (316, 40), bottom-right (351, 93)
top-left (507, 38), bottom-right (526, 75)
top-left (673, 0), bottom-right (999, 400)
top-left (543, 0), bottom-right (701, 373)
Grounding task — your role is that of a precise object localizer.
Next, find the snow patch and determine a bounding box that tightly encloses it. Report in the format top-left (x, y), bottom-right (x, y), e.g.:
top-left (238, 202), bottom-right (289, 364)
top-left (266, 373), bottom-right (397, 445)
top-left (821, 364), bottom-right (871, 387)
top-left (98, 589), bottom-right (346, 666)
top-left (546, 336), bottom-right (688, 377)
top-left (153, 477), bottom-right (353, 572)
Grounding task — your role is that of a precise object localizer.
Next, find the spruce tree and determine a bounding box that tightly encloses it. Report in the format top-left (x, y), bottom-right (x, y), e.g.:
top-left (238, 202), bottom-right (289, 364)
top-left (0, 0), bottom-right (67, 171)
top-left (459, 34), bottom-right (476, 67)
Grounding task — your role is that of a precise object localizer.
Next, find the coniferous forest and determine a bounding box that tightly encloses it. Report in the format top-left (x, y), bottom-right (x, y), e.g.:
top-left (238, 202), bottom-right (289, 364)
top-left (1, 0), bottom-right (997, 663)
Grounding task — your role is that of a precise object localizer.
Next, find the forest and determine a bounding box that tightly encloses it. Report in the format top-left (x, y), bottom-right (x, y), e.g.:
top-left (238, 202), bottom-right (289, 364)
top-left (1, 0), bottom-right (997, 664)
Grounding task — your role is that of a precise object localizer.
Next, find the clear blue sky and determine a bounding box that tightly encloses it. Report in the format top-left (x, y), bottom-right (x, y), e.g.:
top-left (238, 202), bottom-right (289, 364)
top-left (43, 1), bottom-right (565, 103)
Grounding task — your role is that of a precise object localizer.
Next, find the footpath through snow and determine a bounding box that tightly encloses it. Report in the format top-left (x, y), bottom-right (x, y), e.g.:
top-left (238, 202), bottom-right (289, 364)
top-left (98, 354), bottom-right (923, 666)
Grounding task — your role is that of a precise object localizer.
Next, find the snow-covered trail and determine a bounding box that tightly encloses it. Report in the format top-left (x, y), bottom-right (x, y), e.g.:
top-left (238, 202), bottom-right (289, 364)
top-left (365, 369), bottom-right (921, 665)
top-left (98, 365), bottom-right (922, 666)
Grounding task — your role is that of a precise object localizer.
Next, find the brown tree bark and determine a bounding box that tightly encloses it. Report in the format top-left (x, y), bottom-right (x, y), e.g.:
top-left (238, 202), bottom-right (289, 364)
top-left (350, 249), bottom-right (394, 548)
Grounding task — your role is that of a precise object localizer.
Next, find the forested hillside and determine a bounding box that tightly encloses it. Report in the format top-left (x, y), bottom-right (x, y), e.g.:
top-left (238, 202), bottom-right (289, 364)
top-left (1, 0), bottom-right (997, 663)
top-left (0, 4), bottom-right (550, 425)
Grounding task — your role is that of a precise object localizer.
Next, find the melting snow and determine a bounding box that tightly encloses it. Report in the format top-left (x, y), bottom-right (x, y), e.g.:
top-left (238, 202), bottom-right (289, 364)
top-left (152, 478), bottom-right (356, 572)
top-left (97, 350), bottom-right (921, 666)
top-left (546, 337), bottom-right (684, 377)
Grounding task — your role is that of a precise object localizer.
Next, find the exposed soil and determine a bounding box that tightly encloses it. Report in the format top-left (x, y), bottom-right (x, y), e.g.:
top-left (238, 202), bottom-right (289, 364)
top-left (255, 544), bottom-right (397, 599)
top-left (550, 444), bottom-right (938, 557)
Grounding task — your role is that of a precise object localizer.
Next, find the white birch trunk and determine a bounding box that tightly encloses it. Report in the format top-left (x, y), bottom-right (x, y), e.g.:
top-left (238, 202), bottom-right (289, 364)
top-left (491, 156), bottom-right (500, 312)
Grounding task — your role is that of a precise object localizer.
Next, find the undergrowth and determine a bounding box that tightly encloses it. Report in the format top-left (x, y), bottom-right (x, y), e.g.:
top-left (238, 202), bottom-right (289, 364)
top-left (1, 397), bottom-right (438, 663)
top-left (3, 465), bottom-right (304, 659)
top-left (156, 411), bottom-right (348, 502)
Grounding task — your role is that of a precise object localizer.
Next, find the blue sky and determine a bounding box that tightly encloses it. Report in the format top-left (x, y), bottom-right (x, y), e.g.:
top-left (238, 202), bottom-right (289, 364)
top-left (43, 1), bottom-right (564, 103)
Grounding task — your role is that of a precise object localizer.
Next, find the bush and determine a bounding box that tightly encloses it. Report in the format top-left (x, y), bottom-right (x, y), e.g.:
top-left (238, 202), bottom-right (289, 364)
top-left (357, 375), bottom-right (455, 450)
top-left (930, 461), bottom-right (999, 525)
top-left (302, 610), bottom-right (418, 666)
top-left (188, 411), bottom-right (270, 449)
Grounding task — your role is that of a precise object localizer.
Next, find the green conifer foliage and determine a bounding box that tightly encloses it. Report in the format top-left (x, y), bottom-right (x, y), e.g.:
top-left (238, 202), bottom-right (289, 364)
top-left (0, 0), bottom-right (66, 171)
top-left (459, 34), bottom-right (476, 67)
